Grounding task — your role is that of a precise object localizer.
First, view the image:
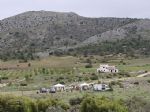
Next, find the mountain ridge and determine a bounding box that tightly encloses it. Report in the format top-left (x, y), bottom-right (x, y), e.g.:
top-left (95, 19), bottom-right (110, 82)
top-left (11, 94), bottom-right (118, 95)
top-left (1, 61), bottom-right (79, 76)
top-left (0, 11), bottom-right (149, 60)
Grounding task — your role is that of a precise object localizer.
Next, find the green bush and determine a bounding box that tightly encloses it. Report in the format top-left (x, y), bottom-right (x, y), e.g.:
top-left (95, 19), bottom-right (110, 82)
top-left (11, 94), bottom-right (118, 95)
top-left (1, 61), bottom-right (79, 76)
top-left (35, 98), bottom-right (69, 112)
top-left (1, 76), bottom-right (9, 80)
top-left (59, 81), bottom-right (65, 84)
top-left (0, 95), bottom-right (68, 112)
top-left (85, 64), bottom-right (93, 68)
top-left (69, 97), bottom-right (83, 106)
top-left (90, 75), bottom-right (98, 80)
top-left (0, 95), bottom-right (36, 112)
top-left (147, 80), bottom-right (150, 83)
top-left (133, 82), bottom-right (139, 85)
top-left (110, 81), bottom-right (116, 86)
top-left (46, 106), bottom-right (65, 112)
top-left (119, 71), bottom-right (130, 77)
top-left (125, 97), bottom-right (150, 112)
top-left (84, 77), bottom-right (90, 81)
top-left (80, 95), bottom-right (128, 112)
top-left (20, 83), bottom-right (28, 86)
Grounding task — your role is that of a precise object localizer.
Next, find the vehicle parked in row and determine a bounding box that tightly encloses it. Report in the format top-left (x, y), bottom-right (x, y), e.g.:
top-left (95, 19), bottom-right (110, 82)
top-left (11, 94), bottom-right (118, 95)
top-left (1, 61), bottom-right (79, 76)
top-left (39, 88), bottom-right (49, 93)
top-left (49, 87), bottom-right (56, 93)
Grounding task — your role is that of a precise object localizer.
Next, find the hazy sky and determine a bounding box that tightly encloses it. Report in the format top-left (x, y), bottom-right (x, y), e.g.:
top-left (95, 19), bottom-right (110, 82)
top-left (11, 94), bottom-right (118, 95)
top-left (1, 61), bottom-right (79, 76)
top-left (0, 0), bottom-right (150, 20)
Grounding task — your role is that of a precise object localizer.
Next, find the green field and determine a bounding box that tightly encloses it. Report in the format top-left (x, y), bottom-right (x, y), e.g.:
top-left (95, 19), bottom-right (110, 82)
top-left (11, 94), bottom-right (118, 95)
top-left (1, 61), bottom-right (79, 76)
top-left (1, 76), bottom-right (150, 104)
top-left (0, 55), bottom-right (150, 104)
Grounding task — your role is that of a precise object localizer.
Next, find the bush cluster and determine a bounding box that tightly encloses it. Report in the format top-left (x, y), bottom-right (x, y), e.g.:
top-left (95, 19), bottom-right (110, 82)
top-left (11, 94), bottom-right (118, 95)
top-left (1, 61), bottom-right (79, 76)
top-left (0, 95), bottom-right (69, 112)
top-left (80, 95), bottom-right (128, 112)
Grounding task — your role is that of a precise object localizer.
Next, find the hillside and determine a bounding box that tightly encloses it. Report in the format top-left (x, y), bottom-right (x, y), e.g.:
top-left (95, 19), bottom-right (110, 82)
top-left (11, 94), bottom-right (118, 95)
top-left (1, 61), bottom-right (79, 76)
top-left (0, 11), bottom-right (150, 60)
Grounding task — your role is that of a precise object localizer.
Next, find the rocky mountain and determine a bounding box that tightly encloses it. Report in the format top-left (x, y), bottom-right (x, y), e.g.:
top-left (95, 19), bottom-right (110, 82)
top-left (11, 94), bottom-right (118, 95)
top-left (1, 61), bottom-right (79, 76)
top-left (0, 11), bottom-right (150, 59)
top-left (83, 19), bottom-right (150, 44)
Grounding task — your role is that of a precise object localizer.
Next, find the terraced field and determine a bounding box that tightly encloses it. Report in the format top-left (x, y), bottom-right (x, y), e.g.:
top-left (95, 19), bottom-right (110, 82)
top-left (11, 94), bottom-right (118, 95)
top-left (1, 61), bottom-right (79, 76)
top-left (0, 55), bottom-right (150, 103)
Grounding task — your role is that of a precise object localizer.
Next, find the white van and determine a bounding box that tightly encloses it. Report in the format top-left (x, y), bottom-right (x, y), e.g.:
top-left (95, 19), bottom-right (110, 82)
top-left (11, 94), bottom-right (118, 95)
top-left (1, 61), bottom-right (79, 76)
top-left (93, 84), bottom-right (110, 91)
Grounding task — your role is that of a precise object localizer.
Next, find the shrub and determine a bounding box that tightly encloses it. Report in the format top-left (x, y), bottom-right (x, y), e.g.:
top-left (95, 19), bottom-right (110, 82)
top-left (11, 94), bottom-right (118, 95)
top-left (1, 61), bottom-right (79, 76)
top-left (110, 81), bottom-right (116, 86)
top-left (147, 80), bottom-right (150, 83)
top-left (108, 84), bottom-right (113, 91)
top-left (110, 81), bottom-right (123, 88)
top-left (0, 95), bottom-right (69, 112)
top-left (91, 73), bottom-right (96, 76)
top-left (37, 98), bottom-right (69, 112)
top-left (85, 58), bottom-right (92, 63)
top-left (58, 76), bottom-right (64, 80)
top-left (80, 95), bottom-right (128, 112)
top-left (1, 76), bottom-right (9, 80)
top-left (125, 97), bottom-right (150, 112)
top-left (46, 106), bottom-right (65, 112)
top-left (68, 105), bottom-right (80, 112)
top-left (119, 71), bottom-right (130, 77)
top-left (28, 63), bottom-right (31, 67)
top-left (85, 64), bottom-right (93, 68)
top-left (59, 81), bottom-right (65, 85)
top-left (20, 83), bottom-right (28, 86)
top-left (84, 77), bottom-right (89, 81)
top-left (133, 82), bottom-right (139, 85)
top-left (69, 97), bottom-right (83, 106)
top-left (0, 95), bottom-right (36, 112)
top-left (106, 75), bottom-right (112, 78)
top-left (78, 77), bottom-right (83, 82)
top-left (118, 83), bottom-right (124, 88)
top-left (90, 75), bottom-right (98, 80)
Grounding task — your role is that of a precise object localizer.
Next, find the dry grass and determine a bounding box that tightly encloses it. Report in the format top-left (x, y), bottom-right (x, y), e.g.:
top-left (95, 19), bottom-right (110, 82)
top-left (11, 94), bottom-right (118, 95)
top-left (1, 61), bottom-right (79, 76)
top-left (0, 56), bottom-right (81, 69)
top-left (1, 77), bottom-right (150, 103)
top-left (0, 55), bottom-right (150, 103)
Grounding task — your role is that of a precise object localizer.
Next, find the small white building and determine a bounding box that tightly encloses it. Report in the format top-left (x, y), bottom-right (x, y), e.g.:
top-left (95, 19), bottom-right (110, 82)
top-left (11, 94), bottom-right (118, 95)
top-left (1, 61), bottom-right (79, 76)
top-left (97, 64), bottom-right (118, 73)
top-left (93, 84), bottom-right (110, 91)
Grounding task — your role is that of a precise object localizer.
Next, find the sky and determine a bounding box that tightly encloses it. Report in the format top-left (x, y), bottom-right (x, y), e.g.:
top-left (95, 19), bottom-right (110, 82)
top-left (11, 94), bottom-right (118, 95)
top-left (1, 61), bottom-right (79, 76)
top-left (0, 0), bottom-right (150, 20)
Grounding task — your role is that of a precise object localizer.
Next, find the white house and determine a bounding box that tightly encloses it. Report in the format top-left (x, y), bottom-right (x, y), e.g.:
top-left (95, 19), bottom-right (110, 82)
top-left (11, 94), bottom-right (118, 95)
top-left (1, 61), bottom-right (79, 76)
top-left (93, 84), bottom-right (110, 91)
top-left (97, 64), bottom-right (118, 73)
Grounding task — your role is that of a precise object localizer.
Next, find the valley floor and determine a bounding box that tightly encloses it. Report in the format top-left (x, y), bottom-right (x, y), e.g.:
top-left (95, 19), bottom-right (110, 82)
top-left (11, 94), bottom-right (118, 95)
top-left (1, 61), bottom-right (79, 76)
top-left (0, 55), bottom-right (150, 104)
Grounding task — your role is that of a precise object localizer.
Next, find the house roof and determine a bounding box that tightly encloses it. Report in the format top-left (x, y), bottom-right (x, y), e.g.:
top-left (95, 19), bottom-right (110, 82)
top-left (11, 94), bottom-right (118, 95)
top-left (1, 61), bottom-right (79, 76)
top-left (100, 64), bottom-right (109, 67)
top-left (107, 66), bottom-right (116, 70)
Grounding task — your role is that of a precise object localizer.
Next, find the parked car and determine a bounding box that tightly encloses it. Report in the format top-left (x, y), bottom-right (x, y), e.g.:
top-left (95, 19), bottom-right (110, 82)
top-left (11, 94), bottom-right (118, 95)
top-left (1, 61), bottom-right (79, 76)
top-left (40, 88), bottom-right (48, 93)
top-left (93, 84), bottom-right (110, 91)
top-left (49, 87), bottom-right (56, 93)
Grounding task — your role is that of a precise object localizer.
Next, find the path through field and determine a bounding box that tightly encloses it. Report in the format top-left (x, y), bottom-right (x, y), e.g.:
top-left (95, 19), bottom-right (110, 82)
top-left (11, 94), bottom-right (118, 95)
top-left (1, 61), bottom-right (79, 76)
top-left (137, 72), bottom-right (150, 77)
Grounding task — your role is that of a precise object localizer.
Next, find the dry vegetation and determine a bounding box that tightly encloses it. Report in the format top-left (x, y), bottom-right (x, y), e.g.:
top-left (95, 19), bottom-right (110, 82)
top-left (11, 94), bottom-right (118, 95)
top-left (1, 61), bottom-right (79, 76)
top-left (0, 55), bottom-right (150, 112)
